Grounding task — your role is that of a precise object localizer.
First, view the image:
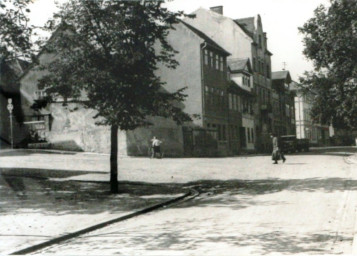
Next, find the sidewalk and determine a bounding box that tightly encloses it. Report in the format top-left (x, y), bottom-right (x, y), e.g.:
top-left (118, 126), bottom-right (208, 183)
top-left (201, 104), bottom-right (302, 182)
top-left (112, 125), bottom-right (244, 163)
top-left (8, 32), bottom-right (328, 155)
top-left (0, 164), bottom-right (185, 255)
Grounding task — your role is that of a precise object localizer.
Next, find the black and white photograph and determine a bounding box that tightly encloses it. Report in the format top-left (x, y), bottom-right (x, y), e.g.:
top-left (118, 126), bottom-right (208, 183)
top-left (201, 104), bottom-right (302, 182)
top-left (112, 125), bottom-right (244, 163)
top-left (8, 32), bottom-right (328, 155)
top-left (1, 0), bottom-right (357, 254)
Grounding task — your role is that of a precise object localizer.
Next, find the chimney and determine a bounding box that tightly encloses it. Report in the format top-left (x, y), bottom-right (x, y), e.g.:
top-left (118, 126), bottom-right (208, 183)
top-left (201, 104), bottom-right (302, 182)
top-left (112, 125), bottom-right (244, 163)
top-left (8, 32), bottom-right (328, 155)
top-left (210, 6), bottom-right (223, 15)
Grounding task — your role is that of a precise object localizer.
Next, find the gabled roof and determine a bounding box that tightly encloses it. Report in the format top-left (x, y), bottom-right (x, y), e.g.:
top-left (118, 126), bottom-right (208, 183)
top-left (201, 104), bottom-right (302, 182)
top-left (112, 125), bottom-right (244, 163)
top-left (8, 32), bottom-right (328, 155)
top-left (234, 17), bottom-right (255, 38)
top-left (186, 8), bottom-right (254, 43)
top-left (228, 58), bottom-right (252, 73)
top-left (272, 70), bottom-right (291, 81)
top-left (180, 21), bottom-right (230, 56)
top-left (18, 22), bottom-right (74, 82)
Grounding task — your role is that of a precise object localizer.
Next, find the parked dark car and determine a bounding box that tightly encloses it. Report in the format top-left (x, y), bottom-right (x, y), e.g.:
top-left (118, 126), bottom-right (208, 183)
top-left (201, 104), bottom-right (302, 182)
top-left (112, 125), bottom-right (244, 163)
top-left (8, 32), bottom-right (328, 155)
top-left (280, 135), bottom-right (309, 153)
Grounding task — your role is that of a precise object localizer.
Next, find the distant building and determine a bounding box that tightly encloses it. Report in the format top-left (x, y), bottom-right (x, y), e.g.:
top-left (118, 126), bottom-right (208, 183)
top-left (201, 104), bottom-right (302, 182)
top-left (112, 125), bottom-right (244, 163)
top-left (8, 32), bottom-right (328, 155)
top-left (290, 81), bottom-right (330, 146)
top-left (272, 70), bottom-right (295, 136)
top-left (184, 6), bottom-right (273, 152)
top-left (227, 58), bottom-right (255, 152)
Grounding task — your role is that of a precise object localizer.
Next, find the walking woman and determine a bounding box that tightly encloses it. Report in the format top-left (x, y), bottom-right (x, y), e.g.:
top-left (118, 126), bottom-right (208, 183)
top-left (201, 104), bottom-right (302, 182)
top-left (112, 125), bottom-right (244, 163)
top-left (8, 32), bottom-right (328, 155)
top-left (270, 133), bottom-right (286, 164)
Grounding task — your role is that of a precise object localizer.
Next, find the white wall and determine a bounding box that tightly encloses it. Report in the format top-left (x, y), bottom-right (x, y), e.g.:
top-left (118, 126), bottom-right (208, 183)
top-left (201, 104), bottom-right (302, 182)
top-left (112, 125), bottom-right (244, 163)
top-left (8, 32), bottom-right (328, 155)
top-left (184, 8), bottom-right (253, 60)
top-left (242, 115), bottom-right (255, 150)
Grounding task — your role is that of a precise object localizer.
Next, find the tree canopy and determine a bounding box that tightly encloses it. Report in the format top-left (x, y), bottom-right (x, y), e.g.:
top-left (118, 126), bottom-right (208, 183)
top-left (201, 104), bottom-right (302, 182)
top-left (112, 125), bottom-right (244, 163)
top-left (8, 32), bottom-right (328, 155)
top-left (38, 0), bottom-right (192, 192)
top-left (0, 0), bottom-right (32, 61)
top-left (299, 0), bottom-right (357, 129)
top-left (38, 0), bottom-right (192, 130)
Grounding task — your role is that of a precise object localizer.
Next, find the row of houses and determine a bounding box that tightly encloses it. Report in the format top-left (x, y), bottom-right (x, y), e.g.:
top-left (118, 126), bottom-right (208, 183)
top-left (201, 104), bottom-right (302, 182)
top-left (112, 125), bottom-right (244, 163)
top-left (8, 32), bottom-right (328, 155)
top-left (1, 6), bottom-right (336, 155)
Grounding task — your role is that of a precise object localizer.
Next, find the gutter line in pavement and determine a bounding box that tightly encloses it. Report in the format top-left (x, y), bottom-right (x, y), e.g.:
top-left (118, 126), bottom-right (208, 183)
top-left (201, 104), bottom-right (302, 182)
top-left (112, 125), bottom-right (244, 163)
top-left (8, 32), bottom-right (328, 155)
top-left (9, 188), bottom-right (199, 255)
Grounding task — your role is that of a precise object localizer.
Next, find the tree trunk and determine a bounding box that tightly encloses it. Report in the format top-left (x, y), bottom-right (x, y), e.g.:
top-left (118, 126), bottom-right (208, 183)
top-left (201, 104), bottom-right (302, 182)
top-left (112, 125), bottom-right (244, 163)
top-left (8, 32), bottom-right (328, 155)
top-left (110, 125), bottom-right (119, 193)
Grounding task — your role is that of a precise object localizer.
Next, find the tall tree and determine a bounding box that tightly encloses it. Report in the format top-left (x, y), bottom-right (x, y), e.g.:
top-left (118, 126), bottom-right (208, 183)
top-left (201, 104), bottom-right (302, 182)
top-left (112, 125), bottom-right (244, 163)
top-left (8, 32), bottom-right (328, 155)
top-left (299, 0), bottom-right (357, 129)
top-left (0, 0), bottom-right (32, 61)
top-left (37, 0), bottom-right (192, 193)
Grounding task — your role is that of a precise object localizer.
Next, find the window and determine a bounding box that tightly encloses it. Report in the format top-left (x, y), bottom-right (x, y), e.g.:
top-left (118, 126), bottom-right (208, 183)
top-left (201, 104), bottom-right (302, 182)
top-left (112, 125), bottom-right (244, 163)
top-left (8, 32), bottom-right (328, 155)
top-left (231, 94), bottom-right (235, 111)
top-left (204, 50), bottom-right (209, 65)
top-left (210, 87), bottom-right (214, 105)
top-left (286, 104), bottom-right (290, 117)
top-left (220, 56), bottom-right (224, 71)
top-left (35, 90), bottom-right (47, 99)
top-left (229, 93), bottom-right (233, 110)
top-left (253, 57), bottom-right (256, 72)
top-left (210, 52), bottom-right (214, 68)
top-left (217, 125), bottom-right (221, 140)
top-left (236, 96), bottom-right (239, 111)
top-left (259, 35), bottom-right (262, 48)
top-left (222, 125), bottom-right (226, 140)
top-left (266, 64), bottom-right (270, 78)
top-left (236, 95), bottom-right (240, 111)
top-left (247, 128), bottom-right (251, 143)
top-left (260, 61), bottom-right (264, 74)
top-left (215, 54), bottom-right (219, 70)
top-left (251, 128), bottom-right (254, 142)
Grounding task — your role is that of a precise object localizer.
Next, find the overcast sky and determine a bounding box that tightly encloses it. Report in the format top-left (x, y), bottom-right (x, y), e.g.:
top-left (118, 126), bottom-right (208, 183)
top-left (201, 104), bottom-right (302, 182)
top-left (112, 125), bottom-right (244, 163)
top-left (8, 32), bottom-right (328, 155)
top-left (28, 0), bottom-right (330, 81)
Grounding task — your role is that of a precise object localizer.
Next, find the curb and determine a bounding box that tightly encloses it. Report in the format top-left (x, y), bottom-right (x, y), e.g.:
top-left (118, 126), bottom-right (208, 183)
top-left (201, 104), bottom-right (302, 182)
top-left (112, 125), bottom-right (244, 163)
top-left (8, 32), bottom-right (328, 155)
top-left (9, 188), bottom-right (199, 255)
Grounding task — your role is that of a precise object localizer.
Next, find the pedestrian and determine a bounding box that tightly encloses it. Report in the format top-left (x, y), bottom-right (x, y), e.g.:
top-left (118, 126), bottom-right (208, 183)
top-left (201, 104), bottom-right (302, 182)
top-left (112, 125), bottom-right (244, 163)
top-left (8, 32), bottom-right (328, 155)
top-left (270, 133), bottom-right (286, 164)
top-left (150, 136), bottom-right (162, 159)
top-left (278, 135), bottom-right (286, 163)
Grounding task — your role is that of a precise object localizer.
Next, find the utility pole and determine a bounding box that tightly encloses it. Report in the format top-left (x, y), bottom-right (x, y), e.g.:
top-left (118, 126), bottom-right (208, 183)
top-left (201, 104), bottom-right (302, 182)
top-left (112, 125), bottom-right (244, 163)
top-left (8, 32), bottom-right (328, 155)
top-left (7, 98), bottom-right (14, 149)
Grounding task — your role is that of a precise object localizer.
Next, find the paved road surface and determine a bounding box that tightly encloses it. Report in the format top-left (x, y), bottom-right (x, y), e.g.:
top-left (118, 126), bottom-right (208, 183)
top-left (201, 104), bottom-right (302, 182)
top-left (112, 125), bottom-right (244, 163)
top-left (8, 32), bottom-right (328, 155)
top-left (21, 148), bottom-right (357, 255)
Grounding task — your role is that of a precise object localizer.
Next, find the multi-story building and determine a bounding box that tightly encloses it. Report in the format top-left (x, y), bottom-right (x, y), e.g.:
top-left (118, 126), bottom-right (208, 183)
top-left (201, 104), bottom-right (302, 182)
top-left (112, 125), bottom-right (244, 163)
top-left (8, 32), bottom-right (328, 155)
top-left (19, 21), bottom-right (231, 156)
top-left (290, 81), bottom-right (330, 146)
top-left (156, 21), bottom-right (231, 156)
top-left (184, 6), bottom-right (273, 152)
top-left (227, 58), bottom-right (255, 152)
top-left (272, 70), bottom-right (295, 136)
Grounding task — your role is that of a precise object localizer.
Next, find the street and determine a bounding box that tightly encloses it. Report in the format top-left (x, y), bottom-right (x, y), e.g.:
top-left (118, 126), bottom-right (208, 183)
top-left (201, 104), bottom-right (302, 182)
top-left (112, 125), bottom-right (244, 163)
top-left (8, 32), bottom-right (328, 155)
top-left (1, 147), bottom-right (357, 255)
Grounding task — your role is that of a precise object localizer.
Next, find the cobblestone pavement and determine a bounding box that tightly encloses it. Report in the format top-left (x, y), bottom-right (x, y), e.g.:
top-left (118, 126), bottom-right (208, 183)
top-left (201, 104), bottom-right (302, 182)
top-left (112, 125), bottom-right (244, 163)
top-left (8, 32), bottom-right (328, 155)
top-left (12, 147), bottom-right (355, 255)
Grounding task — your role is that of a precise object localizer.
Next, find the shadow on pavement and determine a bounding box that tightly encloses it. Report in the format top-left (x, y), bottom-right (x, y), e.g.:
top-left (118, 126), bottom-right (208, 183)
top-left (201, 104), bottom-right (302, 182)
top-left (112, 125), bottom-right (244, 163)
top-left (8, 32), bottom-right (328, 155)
top-left (0, 167), bottom-right (106, 179)
top-left (141, 230), bottom-right (347, 254)
top-left (243, 231), bottom-right (350, 254)
top-left (137, 178), bottom-right (356, 255)
top-left (173, 177), bottom-right (357, 210)
top-left (0, 149), bottom-right (77, 157)
top-left (0, 172), bottom-right (184, 216)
